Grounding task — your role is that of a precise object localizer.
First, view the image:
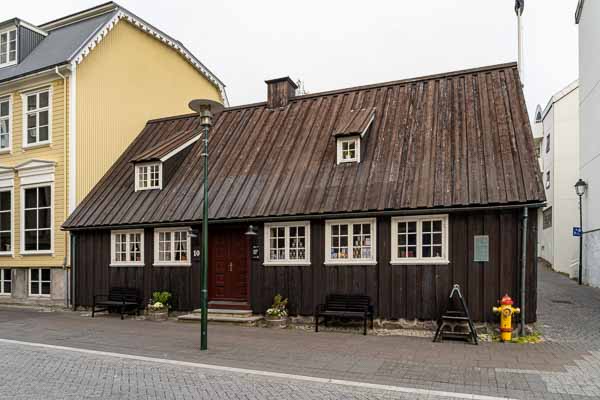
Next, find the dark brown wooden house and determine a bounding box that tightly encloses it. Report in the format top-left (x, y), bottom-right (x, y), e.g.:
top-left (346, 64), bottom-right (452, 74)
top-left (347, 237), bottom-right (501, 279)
top-left (63, 62), bottom-right (545, 322)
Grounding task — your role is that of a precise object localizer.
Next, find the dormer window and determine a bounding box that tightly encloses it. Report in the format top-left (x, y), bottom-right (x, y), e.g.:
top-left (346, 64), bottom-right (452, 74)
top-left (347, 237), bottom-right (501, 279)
top-left (337, 137), bottom-right (360, 164)
top-left (0, 29), bottom-right (17, 66)
top-left (135, 163), bottom-right (162, 191)
top-left (332, 107), bottom-right (375, 165)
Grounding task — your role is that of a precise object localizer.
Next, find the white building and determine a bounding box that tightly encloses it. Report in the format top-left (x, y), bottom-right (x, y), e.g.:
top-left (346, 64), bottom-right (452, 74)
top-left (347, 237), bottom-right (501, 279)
top-left (534, 81), bottom-right (580, 278)
top-left (576, 0), bottom-right (600, 287)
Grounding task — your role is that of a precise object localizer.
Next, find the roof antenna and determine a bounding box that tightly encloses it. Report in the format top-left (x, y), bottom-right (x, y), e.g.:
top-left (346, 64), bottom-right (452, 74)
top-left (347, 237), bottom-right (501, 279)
top-left (296, 79), bottom-right (308, 96)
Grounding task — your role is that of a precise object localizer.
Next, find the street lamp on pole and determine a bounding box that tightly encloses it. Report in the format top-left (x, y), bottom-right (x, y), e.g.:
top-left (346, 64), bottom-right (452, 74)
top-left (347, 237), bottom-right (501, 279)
top-left (189, 99), bottom-right (223, 351)
top-left (574, 178), bottom-right (588, 285)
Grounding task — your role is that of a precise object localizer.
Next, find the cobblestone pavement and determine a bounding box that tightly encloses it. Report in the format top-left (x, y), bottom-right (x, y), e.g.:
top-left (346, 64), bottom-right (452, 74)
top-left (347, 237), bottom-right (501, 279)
top-left (0, 341), bottom-right (478, 400)
top-left (0, 264), bottom-right (598, 399)
top-left (495, 264), bottom-right (600, 398)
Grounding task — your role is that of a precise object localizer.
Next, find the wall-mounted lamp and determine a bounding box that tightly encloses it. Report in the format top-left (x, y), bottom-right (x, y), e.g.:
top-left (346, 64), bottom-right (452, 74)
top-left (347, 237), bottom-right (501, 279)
top-left (245, 225), bottom-right (258, 236)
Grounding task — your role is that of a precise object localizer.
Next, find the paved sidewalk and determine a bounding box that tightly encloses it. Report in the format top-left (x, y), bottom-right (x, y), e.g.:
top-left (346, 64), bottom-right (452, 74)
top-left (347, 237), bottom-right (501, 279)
top-left (0, 264), bottom-right (598, 399)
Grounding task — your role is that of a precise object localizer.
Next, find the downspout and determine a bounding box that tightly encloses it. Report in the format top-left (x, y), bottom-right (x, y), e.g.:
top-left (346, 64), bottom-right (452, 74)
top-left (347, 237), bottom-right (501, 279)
top-left (70, 233), bottom-right (76, 310)
top-left (55, 66), bottom-right (69, 307)
top-left (520, 207), bottom-right (528, 336)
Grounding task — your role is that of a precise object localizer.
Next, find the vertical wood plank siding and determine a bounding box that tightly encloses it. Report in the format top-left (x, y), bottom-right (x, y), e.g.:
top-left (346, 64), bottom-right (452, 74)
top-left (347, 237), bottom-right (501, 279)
top-left (73, 209), bottom-right (537, 322)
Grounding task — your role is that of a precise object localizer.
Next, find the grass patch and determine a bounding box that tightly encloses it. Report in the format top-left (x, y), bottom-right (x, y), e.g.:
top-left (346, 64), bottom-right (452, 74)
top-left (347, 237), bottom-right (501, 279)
top-left (491, 331), bottom-right (542, 344)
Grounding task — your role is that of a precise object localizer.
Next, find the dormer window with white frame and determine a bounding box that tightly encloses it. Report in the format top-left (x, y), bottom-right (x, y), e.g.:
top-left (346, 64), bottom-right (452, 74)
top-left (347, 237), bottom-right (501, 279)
top-left (337, 137), bottom-right (360, 164)
top-left (135, 162), bottom-right (162, 191)
top-left (0, 28), bottom-right (17, 67)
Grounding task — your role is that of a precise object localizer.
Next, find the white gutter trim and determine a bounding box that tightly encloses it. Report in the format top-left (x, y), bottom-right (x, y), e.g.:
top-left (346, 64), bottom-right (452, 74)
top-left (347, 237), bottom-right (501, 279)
top-left (19, 21), bottom-right (48, 37)
top-left (67, 9), bottom-right (228, 105)
top-left (68, 62), bottom-right (77, 214)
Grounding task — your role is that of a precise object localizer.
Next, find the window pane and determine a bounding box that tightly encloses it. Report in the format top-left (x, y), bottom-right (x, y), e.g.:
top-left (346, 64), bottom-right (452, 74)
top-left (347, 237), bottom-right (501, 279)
top-left (0, 233), bottom-right (9, 252)
top-left (433, 220), bottom-right (442, 231)
top-left (0, 213), bottom-right (10, 230)
top-left (0, 101), bottom-right (8, 116)
top-left (39, 110), bottom-right (48, 126)
top-left (423, 246), bottom-right (431, 257)
top-left (39, 187), bottom-right (51, 208)
top-left (39, 126), bottom-right (49, 142)
top-left (3, 281), bottom-right (10, 293)
top-left (24, 210), bottom-right (37, 229)
top-left (42, 282), bottom-right (51, 295)
top-left (9, 30), bottom-right (15, 40)
top-left (27, 128), bottom-right (36, 144)
top-left (27, 95), bottom-right (37, 111)
top-left (24, 231), bottom-right (37, 250)
top-left (340, 225), bottom-right (348, 235)
top-left (423, 233), bottom-right (431, 245)
top-left (25, 189), bottom-right (37, 208)
top-left (31, 281), bottom-right (39, 294)
top-left (41, 269), bottom-right (50, 281)
top-left (433, 246), bottom-right (442, 258)
top-left (39, 92), bottom-right (49, 108)
top-left (31, 268), bottom-right (39, 281)
top-left (27, 113), bottom-right (36, 129)
top-left (38, 209), bottom-right (51, 229)
top-left (433, 233), bottom-right (442, 245)
top-left (0, 120), bottom-right (8, 135)
top-left (38, 230), bottom-right (51, 250)
top-left (423, 221), bottom-right (431, 232)
top-left (0, 191), bottom-right (9, 211)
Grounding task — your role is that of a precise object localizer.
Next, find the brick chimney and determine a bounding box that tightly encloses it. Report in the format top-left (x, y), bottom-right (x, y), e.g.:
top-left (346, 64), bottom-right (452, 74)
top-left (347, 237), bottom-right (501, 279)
top-left (265, 77), bottom-right (298, 109)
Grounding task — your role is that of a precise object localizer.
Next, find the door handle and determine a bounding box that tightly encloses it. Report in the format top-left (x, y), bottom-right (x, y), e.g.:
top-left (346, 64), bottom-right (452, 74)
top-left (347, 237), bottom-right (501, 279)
top-left (228, 262), bottom-right (233, 272)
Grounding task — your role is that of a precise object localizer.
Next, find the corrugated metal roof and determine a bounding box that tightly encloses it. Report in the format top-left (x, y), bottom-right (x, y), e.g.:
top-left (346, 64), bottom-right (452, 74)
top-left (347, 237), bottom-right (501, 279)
top-left (0, 12), bottom-right (115, 83)
top-left (63, 62), bottom-right (545, 230)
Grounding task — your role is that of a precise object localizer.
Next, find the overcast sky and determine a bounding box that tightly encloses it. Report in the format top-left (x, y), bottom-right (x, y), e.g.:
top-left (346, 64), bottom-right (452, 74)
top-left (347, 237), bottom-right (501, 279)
top-left (8, 0), bottom-right (579, 118)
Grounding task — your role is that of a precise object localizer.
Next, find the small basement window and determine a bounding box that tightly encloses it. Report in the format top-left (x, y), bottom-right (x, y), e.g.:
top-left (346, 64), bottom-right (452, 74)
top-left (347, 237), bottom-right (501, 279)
top-left (135, 163), bottom-right (162, 191)
top-left (336, 137), bottom-right (360, 164)
top-left (29, 268), bottom-right (50, 296)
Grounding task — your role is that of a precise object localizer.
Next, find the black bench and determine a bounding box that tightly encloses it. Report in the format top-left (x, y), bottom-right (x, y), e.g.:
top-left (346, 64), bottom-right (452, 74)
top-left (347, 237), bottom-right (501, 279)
top-left (92, 287), bottom-right (141, 320)
top-left (315, 294), bottom-right (374, 335)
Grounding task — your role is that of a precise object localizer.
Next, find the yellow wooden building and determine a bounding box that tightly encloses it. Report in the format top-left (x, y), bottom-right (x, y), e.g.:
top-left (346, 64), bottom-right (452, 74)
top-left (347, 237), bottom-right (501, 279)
top-left (0, 2), bottom-right (226, 305)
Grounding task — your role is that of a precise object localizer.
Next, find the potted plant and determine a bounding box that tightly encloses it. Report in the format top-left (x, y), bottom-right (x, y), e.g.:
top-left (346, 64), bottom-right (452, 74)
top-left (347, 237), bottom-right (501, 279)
top-left (265, 294), bottom-right (288, 328)
top-left (147, 291), bottom-right (172, 321)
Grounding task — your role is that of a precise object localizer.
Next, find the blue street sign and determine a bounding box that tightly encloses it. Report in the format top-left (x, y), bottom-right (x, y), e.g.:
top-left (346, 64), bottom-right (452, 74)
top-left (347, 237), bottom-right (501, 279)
top-left (573, 227), bottom-right (582, 237)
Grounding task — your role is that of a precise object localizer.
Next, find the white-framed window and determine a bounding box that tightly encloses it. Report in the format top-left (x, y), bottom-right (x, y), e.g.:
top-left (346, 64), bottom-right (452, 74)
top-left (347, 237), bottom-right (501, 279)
top-left (135, 163), bottom-right (162, 191)
top-left (264, 221), bottom-right (311, 265)
top-left (390, 215), bottom-right (449, 265)
top-left (325, 218), bottom-right (376, 265)
top-left (23, 88), bottom-right (51, 147)
top-left (22, 185), bottom-right (52, 254)
top-left (336, 137), bottom-right (360, 164)
top-left (0, 188), bottom-right (12, 254)
top-left (0, 96), bottom-right (11, 151)
top-left (29, 268), bottom-right (51, 297)
top-left (154, 228), bottom-right (191, 266)
top-left (0, 268), bottom-right (10, 295)
top-left (0, 29), bottom-right (17, 67)
top-left (110, 230), bottom-right (144, 266)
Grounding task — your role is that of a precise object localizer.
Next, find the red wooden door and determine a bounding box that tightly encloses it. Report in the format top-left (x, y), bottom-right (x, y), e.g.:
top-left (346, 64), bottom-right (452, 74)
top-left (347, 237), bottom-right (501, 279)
top-left (208, 228), bottom-right (249, 301)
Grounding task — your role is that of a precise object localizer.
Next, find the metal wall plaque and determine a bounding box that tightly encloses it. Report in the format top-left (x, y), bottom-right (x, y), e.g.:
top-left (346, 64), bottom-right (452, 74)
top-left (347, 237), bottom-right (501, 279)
top-left (473, 235), bottom-right (489, 262)
top-left (251, 244), bottom-right (260, 260)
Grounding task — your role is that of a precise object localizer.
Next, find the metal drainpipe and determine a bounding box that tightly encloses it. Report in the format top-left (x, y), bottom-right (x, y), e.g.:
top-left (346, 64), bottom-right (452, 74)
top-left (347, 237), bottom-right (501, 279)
top-left (55, 66), bottom-right (69, 307)
top-left (520, 207), bottom-right (528, 336)
top-left (70, 233), bottom-right (76, 310)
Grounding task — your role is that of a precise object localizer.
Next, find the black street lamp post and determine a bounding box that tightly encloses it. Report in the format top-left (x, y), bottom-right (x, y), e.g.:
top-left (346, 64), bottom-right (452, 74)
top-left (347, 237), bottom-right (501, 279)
top-left (188, 99), bottom-right (223, 351)
top-left (575, 178), bottom-right (588, 285)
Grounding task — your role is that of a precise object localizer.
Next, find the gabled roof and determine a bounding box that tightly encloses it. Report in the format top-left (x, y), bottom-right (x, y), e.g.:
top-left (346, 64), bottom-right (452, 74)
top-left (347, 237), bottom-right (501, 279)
top-left (0, 2), bottom-right (227, 103)
top-left (63, 62), bottom-right (545, 230)
top-left (131, 128), bottom-right (200, 163)
top-left (332, 107), bottom-right (375, 138)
